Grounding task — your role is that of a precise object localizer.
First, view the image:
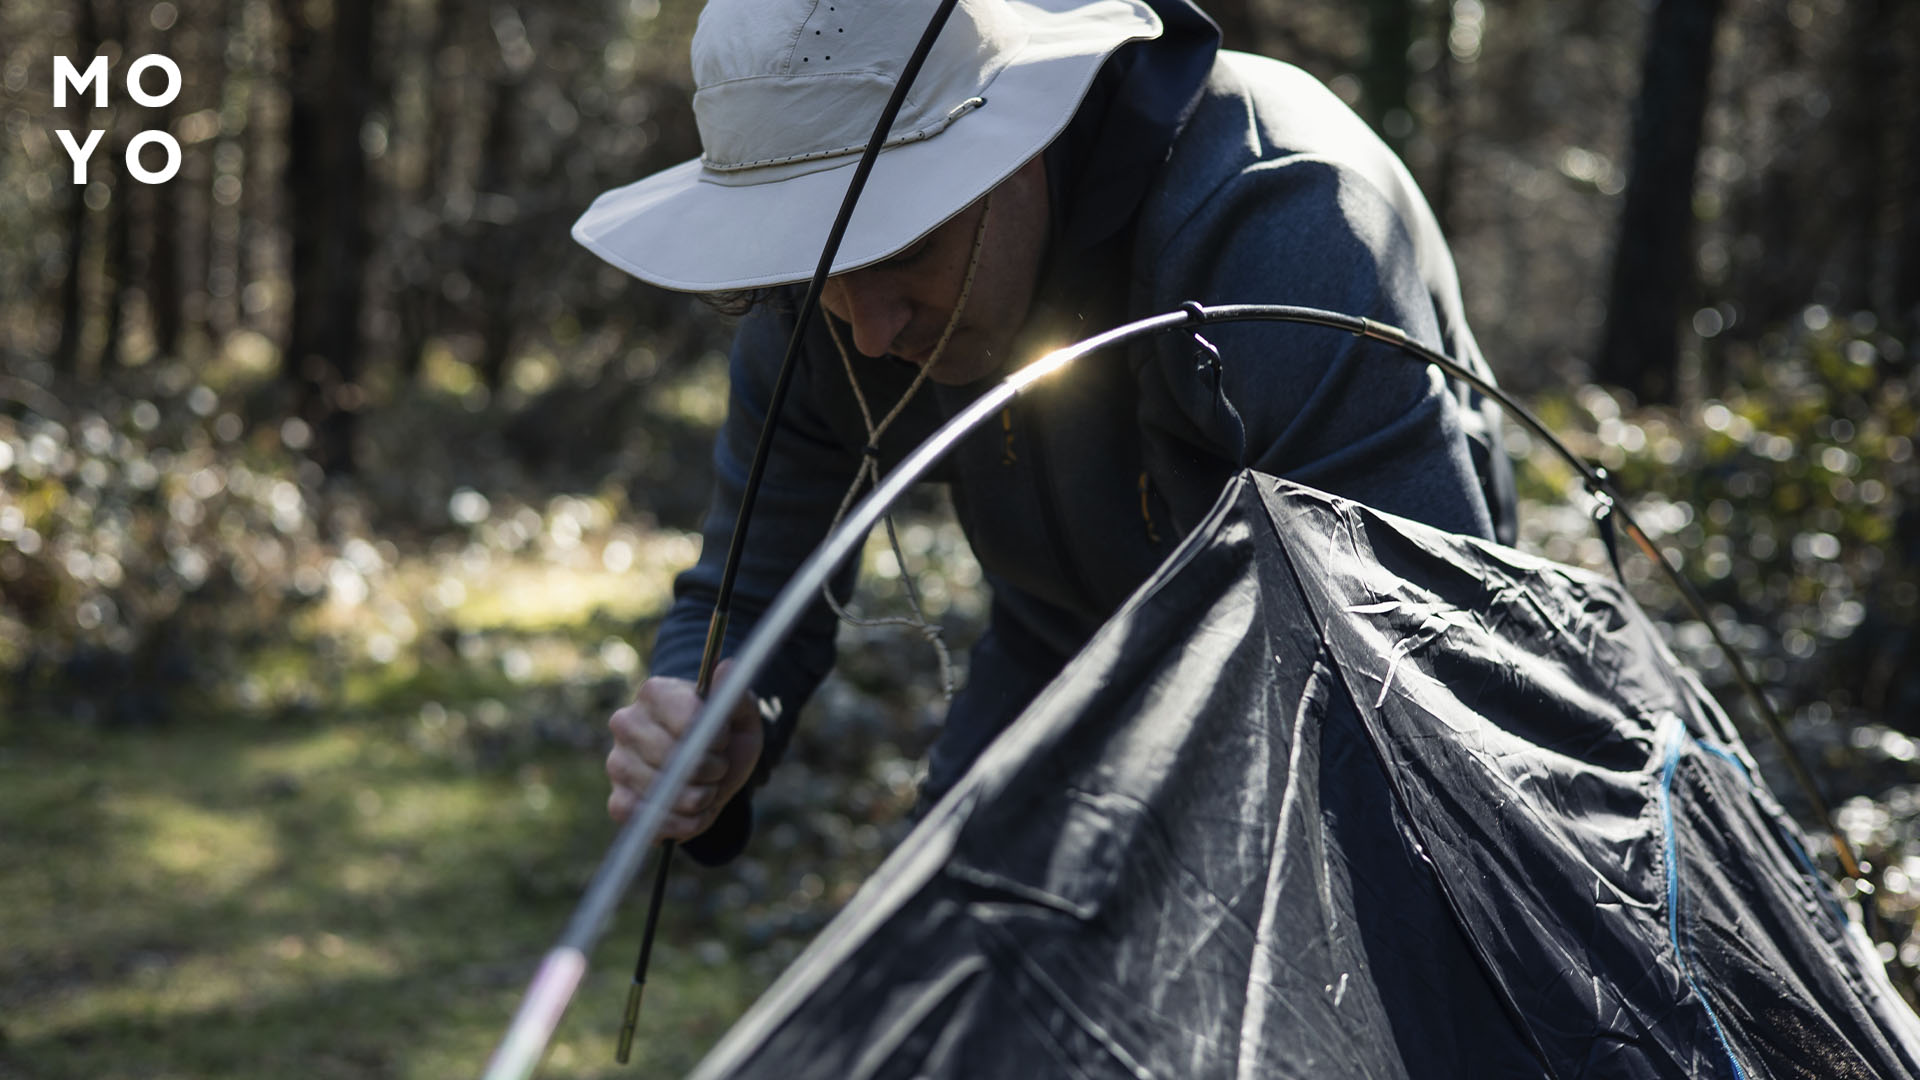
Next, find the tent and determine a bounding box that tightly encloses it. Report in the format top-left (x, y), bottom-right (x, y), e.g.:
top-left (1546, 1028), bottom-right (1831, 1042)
top-left (686, 472), bottom-right (1920, 1080)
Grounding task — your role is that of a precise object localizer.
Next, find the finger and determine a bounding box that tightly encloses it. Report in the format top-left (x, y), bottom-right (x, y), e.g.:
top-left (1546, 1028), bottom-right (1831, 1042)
top-left (731, 688), bottom-right (761, 726)
top-left (623, 716), bottom-right (678, 769)
top-left (724, 704), bottom-right (764, 775)
top-left (659, 810), bottom-right (712, 842)
top-left (610, 706), bottom-right (678, 767)
top-left (608, 785), bottom-right (636, 824)
top-left (606, 745), bottom-right (661, 794)
top-left (693, 750), bottom-right (729, 785)
top-left (673, 784), bottom-right (716, 816)
top-left (710, 658), bottom-right (756, 732)
top-left (608, 701), bottom-right (654, 742)
top-left (638, 680), bottom-right (701, 738)
top-left (658, 696), bottom-right (731, 752)
top-left (612, 785), bottom-right (714, 841)
top-left (612, 723), bottom-right (729, 789)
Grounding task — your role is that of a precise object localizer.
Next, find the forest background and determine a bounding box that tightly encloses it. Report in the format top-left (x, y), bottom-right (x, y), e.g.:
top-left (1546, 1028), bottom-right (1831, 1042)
top-left (3, 0), bottom-right (1919, 1075)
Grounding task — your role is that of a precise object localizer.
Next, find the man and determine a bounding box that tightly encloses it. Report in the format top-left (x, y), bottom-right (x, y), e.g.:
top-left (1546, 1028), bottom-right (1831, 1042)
top-left (575, 0), bottom-right (1516, 863)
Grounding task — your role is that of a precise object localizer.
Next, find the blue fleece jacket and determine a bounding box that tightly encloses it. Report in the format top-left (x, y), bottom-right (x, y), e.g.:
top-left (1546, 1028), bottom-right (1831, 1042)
top-left (651, 14), bottom-right (1515, 863)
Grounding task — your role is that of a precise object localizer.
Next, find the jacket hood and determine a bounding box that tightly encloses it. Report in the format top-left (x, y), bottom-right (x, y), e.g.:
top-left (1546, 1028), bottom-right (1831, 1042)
top-left (1042, 0), bottom-right (1222, 255)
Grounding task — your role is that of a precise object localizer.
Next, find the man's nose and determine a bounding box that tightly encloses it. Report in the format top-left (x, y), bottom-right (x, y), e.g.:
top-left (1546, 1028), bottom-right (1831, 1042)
top-left (822, 272), bottom-right (912, 358)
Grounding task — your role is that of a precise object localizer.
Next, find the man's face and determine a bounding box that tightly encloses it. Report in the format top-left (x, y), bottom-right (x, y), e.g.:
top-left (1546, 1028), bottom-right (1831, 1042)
top-left (820, 156), bottom-right (1050, 386)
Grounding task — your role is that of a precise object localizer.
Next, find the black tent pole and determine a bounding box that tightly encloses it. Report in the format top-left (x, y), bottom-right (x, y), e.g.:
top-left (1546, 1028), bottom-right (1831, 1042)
top-left (484, 2), bottom-right (965, 1077)
top-left (610, 0), bottom-right (966, 1063)
top-left (485, 292), bottom-right (1871, 1078)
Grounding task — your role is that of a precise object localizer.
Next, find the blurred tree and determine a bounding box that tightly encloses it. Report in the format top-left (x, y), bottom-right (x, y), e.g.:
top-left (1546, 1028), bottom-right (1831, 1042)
top-left (1597, 0), bottom-right (1724, 404)
top-left (146, 0), bottom-right (186, 362)
top-left (98, 0), bottom-right (134, 372)
top-left (387, 0), bottom-right (465, 384)
top-left (240, 0), bottom-right (282, 339)
top-left (1362, 0), bottom-right (1412, 150)
top-left (280, 0), bottom-right (377, 475)
top-left (1902, 1), bottom-right (1920, 333)
top-left (201, 0), bottom-right (242, 342)
top-left (1838, 0), bottom-right (1892, 320)
top-left (1205, 0), bottom-right (1260, 54)
top-left (472, 5), bottom-right (529, 394)
top-left (179, 0), bottom-right (233, 347)
top-left (54, 0), bottom-right (101, 376)
top-left (1708, 0), bottom-right (1918, 356)
top-left (1904, 97), bottom-right (1920, 336)
top-left (1425, 0), bottom-right (1458, 231)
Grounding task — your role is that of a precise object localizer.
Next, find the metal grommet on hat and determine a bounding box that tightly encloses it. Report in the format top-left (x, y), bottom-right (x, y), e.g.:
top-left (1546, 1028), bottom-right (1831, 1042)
top-left (571, 0), bottom-right (1162, 292)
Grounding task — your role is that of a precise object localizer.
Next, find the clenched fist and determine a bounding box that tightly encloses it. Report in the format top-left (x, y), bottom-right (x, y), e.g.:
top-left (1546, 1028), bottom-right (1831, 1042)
top-left (605, 658), bottom-right (764, 841)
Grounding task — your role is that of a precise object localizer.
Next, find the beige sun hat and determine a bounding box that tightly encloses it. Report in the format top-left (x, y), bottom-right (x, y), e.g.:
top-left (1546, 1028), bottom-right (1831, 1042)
top-left (571, 0), bottom-right (1163, 293)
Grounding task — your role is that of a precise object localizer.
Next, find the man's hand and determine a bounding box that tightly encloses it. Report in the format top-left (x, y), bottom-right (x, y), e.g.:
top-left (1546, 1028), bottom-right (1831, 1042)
top-left (605, 658), bottom-right (764, 841)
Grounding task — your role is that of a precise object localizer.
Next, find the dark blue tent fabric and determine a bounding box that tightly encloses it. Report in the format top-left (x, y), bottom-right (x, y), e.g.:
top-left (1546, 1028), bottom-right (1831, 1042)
top-left (688, 472), bottom-right (1920, 1080)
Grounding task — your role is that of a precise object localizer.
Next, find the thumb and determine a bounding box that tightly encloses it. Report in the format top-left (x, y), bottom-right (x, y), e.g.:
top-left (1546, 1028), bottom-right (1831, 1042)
top-left (709, 656), bottom-right (738, 692)
top-left (707, 658), bottom-right (764, 791)
top-left (713, 659), bottom-right (766, 732)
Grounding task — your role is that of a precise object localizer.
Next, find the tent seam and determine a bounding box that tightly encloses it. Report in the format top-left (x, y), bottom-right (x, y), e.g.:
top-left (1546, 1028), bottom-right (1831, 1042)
top-left (1659, 726), bottom-right (1751, 1080)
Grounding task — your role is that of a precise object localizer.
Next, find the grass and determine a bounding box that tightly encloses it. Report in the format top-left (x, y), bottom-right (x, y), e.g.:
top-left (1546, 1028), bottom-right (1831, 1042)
top-left (0, 706), bottom-right (788, 1079)
top-left (0, 513), bottom-right (964, 1079)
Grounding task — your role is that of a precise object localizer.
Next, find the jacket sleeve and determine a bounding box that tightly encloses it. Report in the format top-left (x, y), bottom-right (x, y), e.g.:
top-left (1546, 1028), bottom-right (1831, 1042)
top-left (1132, 155), bottom-right (1497, 543)
top-left (648, 303), bottom-right (862, 864)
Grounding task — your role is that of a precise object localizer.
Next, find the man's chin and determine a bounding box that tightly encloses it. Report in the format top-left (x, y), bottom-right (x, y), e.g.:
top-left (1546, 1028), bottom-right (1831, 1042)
top-left (922, 349), bottom-right (1007, 387)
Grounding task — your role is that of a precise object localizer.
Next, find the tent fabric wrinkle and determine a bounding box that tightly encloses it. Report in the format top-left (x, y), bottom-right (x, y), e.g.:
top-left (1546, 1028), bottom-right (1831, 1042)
top-left (687, 471), bottom-right (1920, 1080)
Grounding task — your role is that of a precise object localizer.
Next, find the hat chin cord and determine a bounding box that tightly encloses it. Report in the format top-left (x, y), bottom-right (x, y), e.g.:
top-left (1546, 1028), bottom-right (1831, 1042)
top-left (819, 194), bottom-right (994, 702)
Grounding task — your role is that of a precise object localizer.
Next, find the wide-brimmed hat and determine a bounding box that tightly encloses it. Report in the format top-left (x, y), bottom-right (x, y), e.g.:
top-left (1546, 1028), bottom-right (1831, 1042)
top-left (572, 0), bottom-right (1163, 293)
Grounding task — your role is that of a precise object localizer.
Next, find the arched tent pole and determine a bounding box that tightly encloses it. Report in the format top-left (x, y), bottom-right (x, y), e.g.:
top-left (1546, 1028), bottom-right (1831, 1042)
top-left (607, 0), bottom-right (966, 1066)
top-left (481, 302), bottom-right (1862, 1080)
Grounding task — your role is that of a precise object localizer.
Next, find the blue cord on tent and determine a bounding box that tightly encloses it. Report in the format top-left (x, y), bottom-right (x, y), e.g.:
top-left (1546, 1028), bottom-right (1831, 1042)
top-left (1659, 726), bottom-right (1752, 1080)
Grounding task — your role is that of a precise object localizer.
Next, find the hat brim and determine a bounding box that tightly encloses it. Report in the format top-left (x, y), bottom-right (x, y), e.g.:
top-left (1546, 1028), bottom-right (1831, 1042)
top-left (572, 0), bottom-right (1163, 293)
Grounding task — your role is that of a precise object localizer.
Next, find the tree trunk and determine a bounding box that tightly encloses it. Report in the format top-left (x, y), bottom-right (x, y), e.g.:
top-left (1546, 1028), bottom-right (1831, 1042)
top-left (201, 0), bottom-right (240, 341)
top-left (280, 0), bottom-right (377, 475)
top-left (55, 0), bottom-right (100, 376)
top-left (96, 0), bottom-right (137, 374)
top-left (423, 0), bottom-right (463, 203)
top-left (1363, 0), bottom-right (1413, 149)
top-left (1868, 0), bottom-right (1919, 338)
top-left (1204, 0), bottom-right (1260, 55)
top-left (171, 0), bottom-right (210, 352)
top-left (238, 0), bottom-right (276, 334)
top-left (100, 144), bottom-right (131, 372)
top-left (1428, 0), bottom-right (1460, 232)
top-left (1721, 8), bottom-right (1808, 339)
top-left (147, 83), bottom-right (183, 361)
top-left (1900, 0), bottom-right (1920, 342)
top-left (1819, 0), bottom-right (1895, 321)
top-left (283, 0), bottom-right (321, 392)
top-left (392, 0), bottom-right (466, 384)
top-left (1595, 0), bottom-right (1726, 403)
top-left (1903, 94), bottom-right (1920, 340)
top-left (473, 58), bottom-right (520, 393)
